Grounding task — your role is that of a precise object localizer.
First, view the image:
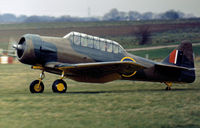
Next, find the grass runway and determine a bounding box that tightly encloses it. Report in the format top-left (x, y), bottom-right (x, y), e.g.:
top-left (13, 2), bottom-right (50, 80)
top-left (0, 62), bottom-right (199, 128)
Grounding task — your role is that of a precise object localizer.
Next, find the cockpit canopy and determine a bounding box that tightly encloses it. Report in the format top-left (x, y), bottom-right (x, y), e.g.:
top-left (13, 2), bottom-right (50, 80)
top-left (64, 32), bottom-right (125, 54)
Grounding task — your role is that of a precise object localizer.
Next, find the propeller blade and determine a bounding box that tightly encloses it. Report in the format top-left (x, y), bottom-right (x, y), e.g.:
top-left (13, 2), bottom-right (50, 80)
top-left (12, 44), bottom-right (23, 50)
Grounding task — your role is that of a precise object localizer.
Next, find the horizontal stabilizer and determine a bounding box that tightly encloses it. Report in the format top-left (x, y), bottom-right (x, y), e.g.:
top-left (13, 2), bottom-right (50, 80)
top-left (155, 63), bottom-right (195, 71)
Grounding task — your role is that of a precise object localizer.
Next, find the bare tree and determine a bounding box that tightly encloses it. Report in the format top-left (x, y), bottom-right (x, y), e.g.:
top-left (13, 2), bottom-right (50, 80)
top-left (136, 25), bottom-right (152, 45)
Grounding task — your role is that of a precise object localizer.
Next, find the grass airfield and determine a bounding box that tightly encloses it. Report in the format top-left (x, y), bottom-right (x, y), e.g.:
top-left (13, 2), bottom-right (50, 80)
top-left (0, 61), bottom-right (199, 128)
top-left (0, 20), bottom-right (199, 127)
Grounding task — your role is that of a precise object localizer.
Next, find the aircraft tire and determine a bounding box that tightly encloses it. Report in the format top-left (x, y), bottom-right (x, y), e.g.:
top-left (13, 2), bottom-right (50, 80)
top-left (52, 79), bottom-right (67, 93)
top-left (165, 87), bottom-right (171, 91)
top-left (30, 80), bottom-right (44, 93)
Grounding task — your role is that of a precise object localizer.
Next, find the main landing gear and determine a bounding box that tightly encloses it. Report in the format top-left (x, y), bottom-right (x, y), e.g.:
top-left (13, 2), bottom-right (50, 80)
top-left (164, 82), bottom-right (172, 91)
top-left (29, 71), bottom-right (67, 93)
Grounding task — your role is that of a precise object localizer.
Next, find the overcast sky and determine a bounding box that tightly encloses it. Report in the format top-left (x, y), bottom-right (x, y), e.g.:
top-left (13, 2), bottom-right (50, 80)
top-left (0, 0), bottom-right (199, 17)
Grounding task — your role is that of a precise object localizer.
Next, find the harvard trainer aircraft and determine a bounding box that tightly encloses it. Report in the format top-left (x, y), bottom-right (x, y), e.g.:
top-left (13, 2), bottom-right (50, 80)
top-left (13, 32), bottom-right (195, 93)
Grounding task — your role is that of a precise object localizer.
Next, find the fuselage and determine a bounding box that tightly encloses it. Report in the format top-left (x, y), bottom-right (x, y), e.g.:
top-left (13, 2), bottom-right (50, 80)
top-left (15, 32), bottom-right (195, 84)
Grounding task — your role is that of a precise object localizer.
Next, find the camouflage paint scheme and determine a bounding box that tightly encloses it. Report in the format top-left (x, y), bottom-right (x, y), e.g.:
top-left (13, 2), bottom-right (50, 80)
top-left (15, 32), bottom-right (195, 85)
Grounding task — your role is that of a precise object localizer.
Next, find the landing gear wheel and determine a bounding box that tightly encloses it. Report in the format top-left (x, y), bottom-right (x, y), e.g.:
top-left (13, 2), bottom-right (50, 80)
top-left (30, 80), bottom-right (44, 93)
top-left (52, 79), bottom-right (67, 93)
top-left (165, 87), bottom-right (171, 91)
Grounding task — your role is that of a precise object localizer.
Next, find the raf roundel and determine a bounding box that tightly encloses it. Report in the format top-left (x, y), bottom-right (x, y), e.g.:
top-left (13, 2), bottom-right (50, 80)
top-left (121, 57), bottom-right (137, 78)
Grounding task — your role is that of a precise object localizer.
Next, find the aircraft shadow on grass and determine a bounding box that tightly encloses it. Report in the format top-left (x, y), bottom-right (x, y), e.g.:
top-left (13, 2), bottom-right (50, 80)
top-left (66, 88), bottom-right (200, 94)
top-left (2, 88), bottom-right (199, 95)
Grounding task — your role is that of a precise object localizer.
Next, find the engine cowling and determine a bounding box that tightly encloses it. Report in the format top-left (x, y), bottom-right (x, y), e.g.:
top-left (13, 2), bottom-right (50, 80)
top-left (14, 34), bottom-right (42, 65)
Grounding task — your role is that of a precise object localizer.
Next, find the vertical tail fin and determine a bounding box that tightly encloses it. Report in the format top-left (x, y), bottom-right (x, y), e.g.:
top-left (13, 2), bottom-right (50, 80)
top-left (162, 41), bottom-right (195, 83)
top-left (162, 41), bottom-right (195, 68)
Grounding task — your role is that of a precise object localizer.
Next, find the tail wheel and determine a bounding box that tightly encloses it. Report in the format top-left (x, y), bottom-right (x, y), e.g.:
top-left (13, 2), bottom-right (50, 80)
top-left (52, 79), bottom-right (67, 93)
top-left (164, 82), bottom-right (172, 91)
top-left (165, 87), bottom-right (171, 90)
top-left (30, 80), bottom-right (44, 93)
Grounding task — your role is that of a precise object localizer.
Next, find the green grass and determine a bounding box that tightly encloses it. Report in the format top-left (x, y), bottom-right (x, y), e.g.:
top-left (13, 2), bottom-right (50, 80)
top-left (129, 45), bottom-right (200, 59)
top-left (0, 19), bottom-right (199, 30)
top-left (110, 28), bottom-right (200, 49)
top-left (0, 61), bottom-right (199, 128)
top-left (0, 20), bottom-right (200, 50)
top-left (0, 20), bottom-right (200, 127)
top-left (129, 47), bottom-right (173, 59)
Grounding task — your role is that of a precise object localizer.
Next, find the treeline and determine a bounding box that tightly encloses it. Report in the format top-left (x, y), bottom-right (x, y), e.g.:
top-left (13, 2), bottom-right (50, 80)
top-left (102, 9), bottom-right (195, 21)
top-left (0, 9), bottom-right (197, 23)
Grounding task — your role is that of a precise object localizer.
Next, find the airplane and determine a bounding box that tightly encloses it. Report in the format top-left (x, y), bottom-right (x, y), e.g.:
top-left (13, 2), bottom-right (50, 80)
top-left (13, 31), bottom-right (196, 93)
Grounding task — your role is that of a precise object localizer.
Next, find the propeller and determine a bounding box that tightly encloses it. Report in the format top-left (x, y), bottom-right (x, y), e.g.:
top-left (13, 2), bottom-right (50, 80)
top-left (12, 44), bottom-right (23, 50)
top-left (7, 37), bottom-right (18, 57)
top-left (13, 37), bottom-right (27, 58)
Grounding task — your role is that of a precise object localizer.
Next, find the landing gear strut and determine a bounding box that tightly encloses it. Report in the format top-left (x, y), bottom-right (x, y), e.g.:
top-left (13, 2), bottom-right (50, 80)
top-left (30, 71), bottom-right (45, 93)
top-left (164, 82), bottom-right (172, 91)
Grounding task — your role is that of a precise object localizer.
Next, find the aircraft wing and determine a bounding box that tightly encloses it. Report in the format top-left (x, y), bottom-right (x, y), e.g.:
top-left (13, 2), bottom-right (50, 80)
top-left (45, 61), bottom-right (146, 76)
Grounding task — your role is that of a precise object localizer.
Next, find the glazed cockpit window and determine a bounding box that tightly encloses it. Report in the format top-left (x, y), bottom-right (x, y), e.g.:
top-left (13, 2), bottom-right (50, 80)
top-left (81, 37), bottom-right (87, 47)
top-left (119, 46), bottom-right (123, 53)
top-left (74, 35), bottom-right (80, 45)
top-left (68, 32), bottom-right (124, 54)
top-left (113, 44), bottom-right (119, 53)
top-left (107, 43), bottom-right (112, 52)
top-left (100, 41), bottom-right (106, 51)
top-left (87, 38), bottom-right (93, 48)
top-left (93, 37), bottom-right (100, 49)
